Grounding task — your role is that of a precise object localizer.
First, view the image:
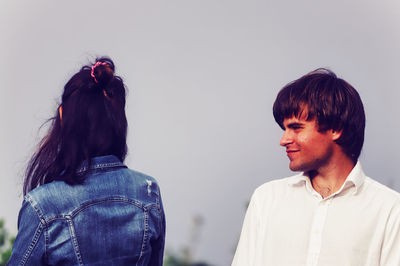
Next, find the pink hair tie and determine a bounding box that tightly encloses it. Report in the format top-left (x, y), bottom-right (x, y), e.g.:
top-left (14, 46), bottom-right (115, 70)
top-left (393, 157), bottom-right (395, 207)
top-left (91, 62), bottom-right (108, 83)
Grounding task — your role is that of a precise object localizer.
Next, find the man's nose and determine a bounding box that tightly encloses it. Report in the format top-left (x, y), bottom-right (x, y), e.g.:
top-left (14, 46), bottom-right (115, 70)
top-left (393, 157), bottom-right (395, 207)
top-left (280, 130), bottom-right (293, 147)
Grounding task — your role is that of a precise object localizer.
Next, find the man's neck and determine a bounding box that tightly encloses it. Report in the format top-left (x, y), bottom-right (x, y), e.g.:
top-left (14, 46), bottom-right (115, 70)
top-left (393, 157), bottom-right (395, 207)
top-left (308, 156), bottom-right (355, 199)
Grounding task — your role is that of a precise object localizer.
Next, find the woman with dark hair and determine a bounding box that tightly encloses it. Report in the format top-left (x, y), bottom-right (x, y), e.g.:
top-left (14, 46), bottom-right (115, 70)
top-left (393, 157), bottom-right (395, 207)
top-left (8, 57), bottom-right (165, 265)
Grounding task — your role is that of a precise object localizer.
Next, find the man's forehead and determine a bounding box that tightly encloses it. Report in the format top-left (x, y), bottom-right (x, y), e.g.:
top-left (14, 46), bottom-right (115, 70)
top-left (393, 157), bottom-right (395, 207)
top-left (283, 116), bottom-right (307, 124)
top-left (282, 115), bottom-right (316, 126)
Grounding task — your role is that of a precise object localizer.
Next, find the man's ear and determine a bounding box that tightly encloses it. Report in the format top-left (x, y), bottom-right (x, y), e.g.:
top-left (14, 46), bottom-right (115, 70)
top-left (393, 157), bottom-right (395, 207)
top-left (331, 129), bottom-right (342, 141)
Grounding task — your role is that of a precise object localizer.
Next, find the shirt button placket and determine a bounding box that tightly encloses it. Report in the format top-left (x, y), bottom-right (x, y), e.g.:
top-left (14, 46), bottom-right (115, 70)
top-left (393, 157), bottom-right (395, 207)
top-left (305, 199), bottom-right (331, 266)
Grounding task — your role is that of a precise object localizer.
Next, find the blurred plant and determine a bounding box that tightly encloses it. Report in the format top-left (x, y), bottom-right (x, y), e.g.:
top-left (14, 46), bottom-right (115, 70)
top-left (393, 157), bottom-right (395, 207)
top-left (0, 219), bottom-right (15, 266)
top-left (163, 254), bottom-right (211, 266)
top-left (164, 215), bottom-right (214, 266)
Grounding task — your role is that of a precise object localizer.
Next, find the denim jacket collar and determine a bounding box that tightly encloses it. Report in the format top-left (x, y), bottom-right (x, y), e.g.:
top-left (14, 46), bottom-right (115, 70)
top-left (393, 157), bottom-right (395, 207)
top-left (76, 155), bottom-right (126, 174)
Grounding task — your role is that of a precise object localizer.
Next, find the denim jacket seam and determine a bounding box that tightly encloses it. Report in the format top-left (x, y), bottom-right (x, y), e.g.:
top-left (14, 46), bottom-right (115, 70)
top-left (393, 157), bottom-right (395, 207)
top-left (137, 208), bottom-right (149, 266)
top-left (76, 162), bottom-right (125, 174)
top-left (93, 162), bottom-right (124, 169)
top-left (25, 194), bottom-right (45, 219)
top-left (70, 197), bottom-right (145, 218)
top-left (18, 194), bottom-right (48, 265)
top-left (43, 223), bottom-right (49, 264)
top-left (66, 216), bottom-right (84, 265)
top-left (39, 198), bottom-right (152, 222)
top-left (19, 222), bottom-right (44, 266)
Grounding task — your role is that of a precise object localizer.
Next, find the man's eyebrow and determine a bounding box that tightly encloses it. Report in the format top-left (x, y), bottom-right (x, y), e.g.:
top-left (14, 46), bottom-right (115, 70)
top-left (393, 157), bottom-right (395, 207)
top-left (285, 122), bottom-right (305, 128)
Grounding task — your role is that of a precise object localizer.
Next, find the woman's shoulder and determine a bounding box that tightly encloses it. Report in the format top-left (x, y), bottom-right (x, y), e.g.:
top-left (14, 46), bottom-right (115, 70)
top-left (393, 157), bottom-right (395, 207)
top-left (124, 168), bottom-right (159, 185)
top-left (23, 180), bottom-right (74, 220)
top-left (26, 180), bottom-right (72, 202)
top-left (118, 168), bottom-right (162, 199)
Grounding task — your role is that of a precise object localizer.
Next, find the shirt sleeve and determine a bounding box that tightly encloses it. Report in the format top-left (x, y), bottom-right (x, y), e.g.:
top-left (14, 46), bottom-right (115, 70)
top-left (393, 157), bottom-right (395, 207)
top-left (7, 199), bottom-right (46, 265)
top-left (231, 190), bottom-right (260, 266)
top-left (380, 200), bottom-right (400, 265)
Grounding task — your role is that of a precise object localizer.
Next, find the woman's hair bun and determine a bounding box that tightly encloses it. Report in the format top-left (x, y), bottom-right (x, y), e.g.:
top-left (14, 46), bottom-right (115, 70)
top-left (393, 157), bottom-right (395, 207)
top-left (91, 57), bottom-right (115, 85)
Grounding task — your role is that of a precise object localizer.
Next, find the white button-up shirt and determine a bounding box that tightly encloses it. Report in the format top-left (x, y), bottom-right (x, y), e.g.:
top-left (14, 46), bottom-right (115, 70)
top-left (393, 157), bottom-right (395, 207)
top-left (232, 162), bottom-right (400, 266)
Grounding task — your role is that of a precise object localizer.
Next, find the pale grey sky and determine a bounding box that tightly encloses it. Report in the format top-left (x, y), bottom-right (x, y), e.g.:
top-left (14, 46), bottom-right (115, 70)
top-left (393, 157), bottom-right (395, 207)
top-left (1, 1), bottom-right (399, 265)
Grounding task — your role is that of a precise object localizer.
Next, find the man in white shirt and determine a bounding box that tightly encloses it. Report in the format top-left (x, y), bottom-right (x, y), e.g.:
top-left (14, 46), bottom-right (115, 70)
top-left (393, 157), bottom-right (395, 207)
top-left (232, 69), bottom-right (400, 266)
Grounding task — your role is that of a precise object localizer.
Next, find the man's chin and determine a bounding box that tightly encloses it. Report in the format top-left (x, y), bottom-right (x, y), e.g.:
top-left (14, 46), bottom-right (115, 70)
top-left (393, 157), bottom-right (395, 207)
top-left (289, 162), bottom-right (306, 172)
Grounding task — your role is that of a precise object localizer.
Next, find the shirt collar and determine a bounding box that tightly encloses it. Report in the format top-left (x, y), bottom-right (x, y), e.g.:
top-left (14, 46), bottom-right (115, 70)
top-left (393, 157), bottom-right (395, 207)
top-left (288, 161), bottom-right (366, 195)
top-left (76, 155), bottom-right (126, 174)
top-left (340, 161), bottom-right (365, 194)
top-left (287, 173), bottom-right (308, 186)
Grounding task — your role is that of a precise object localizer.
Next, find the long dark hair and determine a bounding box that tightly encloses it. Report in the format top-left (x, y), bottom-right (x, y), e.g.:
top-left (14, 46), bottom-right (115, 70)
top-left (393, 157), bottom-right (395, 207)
top-left (24, 57), bottom-right (128, 195)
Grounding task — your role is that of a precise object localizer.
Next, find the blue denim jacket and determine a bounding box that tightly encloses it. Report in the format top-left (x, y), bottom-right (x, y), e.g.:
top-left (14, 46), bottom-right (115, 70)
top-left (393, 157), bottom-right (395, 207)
top-left (7, 155), bottom-right (165, 266)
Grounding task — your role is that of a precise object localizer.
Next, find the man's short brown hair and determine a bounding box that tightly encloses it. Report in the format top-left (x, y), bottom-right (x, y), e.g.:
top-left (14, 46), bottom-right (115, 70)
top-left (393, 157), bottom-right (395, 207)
top-left (273, 68), bottom-right (365, 163)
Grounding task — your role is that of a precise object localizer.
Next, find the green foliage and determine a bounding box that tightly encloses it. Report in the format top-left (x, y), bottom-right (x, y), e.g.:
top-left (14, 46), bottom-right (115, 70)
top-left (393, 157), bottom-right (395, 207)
top-left (164, 251), bottom-right (213, 266)
top-left (0, 219), bottom-right (14, 266)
